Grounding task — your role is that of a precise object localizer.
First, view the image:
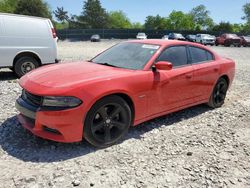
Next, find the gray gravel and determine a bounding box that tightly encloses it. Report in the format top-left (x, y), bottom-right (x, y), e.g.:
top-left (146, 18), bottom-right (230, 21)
top-left (0, 41), bottom-right (249, 188)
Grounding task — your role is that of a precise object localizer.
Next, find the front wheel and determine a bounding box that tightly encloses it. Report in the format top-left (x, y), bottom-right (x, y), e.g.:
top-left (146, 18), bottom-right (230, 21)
top-left (84, 96), bottom-right (132, 148)
top-left (14, 56), bottom-right (39, 78)
top-left (208, 78), bottom-right (229, 108)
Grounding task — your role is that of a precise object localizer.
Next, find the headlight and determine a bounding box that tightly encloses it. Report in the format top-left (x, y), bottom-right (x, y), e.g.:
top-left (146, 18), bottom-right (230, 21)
top-left (42, 96), bottom-right (82, 108)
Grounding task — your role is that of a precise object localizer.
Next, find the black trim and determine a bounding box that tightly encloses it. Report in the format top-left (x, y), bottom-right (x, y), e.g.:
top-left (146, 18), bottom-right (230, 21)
top-left (16, 98), bottom-right (38, 119)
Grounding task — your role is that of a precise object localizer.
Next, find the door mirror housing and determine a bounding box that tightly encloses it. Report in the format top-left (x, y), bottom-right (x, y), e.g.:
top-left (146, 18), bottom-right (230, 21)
top-left (155, 61), bottom-right (173, 71)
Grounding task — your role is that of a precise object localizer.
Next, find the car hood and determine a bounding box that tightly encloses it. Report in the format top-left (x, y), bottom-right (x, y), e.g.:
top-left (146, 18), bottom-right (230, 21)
top-left (20, 62), bottom-right (134, 90)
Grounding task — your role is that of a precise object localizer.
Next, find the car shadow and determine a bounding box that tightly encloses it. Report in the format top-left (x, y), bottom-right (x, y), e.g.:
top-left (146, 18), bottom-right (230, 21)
top-left (0, 69), bottom-right (17, 81)
top-left (0, 104), bottom-right (211, 163)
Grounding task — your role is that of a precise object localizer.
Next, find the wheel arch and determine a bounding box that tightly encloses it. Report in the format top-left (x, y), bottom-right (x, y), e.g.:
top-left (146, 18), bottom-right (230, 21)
top-left (13, 51), bottom-right (42, 67)
top-left (220, 74), bottom-right (230, 86)
top-left (86, 92), bottom-right (136, 125)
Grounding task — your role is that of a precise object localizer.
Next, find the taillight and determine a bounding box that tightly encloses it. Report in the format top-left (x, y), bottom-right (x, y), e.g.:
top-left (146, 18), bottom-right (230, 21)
top-left (51, 28), bottom-right (57, 38)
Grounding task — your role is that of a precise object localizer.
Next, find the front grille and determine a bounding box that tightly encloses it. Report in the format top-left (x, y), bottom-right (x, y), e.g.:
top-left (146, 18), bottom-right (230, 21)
top-left (22, 90), bottom-right (43, 106)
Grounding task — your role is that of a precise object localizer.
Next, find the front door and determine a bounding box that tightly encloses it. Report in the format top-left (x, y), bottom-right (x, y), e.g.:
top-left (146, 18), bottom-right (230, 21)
top-left (148, 45), bottom-right (195, 114)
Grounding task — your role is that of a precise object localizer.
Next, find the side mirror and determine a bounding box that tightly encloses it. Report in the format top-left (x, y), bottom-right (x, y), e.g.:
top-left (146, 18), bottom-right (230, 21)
top-left (155, 61), bottom-right (173, 71)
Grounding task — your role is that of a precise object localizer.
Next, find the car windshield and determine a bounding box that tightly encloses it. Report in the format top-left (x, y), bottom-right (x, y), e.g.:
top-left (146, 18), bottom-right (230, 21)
top-left (91, 43), bottom-right (160, 70)
top-left (138, 33), bottom-right (146, 36)
top-left (228, 34), bottom-right (238, 37)
top-left (175, 34), bottom-right (183, 38)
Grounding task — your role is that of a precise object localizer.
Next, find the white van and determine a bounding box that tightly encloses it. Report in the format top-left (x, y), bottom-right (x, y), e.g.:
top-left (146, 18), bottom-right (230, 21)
top-left (0, 13), bottom-right (58, 77)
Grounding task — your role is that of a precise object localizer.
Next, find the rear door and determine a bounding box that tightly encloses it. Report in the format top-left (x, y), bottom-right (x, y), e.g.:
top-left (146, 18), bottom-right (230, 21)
top-left (189, 46), bottom-right (220, 102)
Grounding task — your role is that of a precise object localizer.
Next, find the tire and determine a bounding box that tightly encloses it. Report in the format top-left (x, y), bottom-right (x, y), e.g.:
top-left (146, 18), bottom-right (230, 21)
top-left (14, 56), bottom-right (39, 78)
top-left (224, 40), bottom-right (231, 47)
top-left (84, 95), bottom-right (132, 148)
top-left (208, 78), bottom-right (229, 108)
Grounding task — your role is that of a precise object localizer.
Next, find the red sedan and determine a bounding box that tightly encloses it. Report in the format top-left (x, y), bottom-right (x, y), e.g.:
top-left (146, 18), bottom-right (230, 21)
top-left (16, 40), bottom-right (235, 147)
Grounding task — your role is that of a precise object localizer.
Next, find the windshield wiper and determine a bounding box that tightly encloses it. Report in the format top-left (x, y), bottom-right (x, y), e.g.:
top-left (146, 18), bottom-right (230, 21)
top-left (98, 62), bottom-right (119, 68)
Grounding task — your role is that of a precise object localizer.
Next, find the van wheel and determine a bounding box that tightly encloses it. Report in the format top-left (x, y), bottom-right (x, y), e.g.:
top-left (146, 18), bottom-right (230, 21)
top-left (14, 57), bottom-right (39, 78)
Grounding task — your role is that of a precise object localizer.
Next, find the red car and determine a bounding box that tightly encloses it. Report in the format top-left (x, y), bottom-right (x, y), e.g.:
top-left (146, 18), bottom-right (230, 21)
top-left (15, 40), bottom-right (235, 147)
top-left (215, 33), bottom-right (242, 47)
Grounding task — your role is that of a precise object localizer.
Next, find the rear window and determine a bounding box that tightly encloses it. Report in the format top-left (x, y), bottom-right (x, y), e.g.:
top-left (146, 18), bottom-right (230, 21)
top-left (189, 46), bottom-right (214, 64)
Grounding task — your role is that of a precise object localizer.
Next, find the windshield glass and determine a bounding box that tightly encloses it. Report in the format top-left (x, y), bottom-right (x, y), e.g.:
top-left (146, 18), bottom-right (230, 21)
top-left (176, 34), bottom-right (183, 38)
top-left (138, 33), bottom-right (146, 36)
top-left (228, 34), bottom-right (238, 37)
top-left (91, 43), bottom-right (160, 70)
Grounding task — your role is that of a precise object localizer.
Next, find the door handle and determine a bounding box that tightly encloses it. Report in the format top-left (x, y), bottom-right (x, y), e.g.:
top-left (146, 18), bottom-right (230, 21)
top-left (185, 74), bottom-right (192, 79)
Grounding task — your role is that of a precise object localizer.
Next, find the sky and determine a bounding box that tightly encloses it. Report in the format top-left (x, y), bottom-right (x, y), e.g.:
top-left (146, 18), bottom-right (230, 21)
top-left (47, 0), bottom-right (250, 24)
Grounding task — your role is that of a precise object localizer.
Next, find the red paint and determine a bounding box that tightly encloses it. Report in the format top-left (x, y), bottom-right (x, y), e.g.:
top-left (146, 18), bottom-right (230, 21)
top-left (17, 40), bottom-right (235, 143)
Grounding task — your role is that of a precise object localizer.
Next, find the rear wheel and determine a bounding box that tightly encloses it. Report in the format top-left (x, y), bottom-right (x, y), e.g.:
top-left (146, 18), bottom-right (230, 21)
top-left (14, 56), bottom-right (39, 78)
top-left (224, 41), bottom-right (231, 47)
top-left (208, 78), bottom-right (229, 108)
top-left (84, 96), bottom-right (132, 148)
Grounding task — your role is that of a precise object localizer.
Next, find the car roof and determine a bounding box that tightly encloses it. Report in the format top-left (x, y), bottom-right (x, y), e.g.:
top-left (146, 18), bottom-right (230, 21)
top-left (126, 39), bottom-right (219, 58)
top-left (127, 39), bottom-right (195, 46)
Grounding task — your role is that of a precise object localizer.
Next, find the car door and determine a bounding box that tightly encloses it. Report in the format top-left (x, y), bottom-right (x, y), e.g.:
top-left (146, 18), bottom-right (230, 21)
top-left (188, 46), bottom-right (220, 102)
top-left (148, 45), bottom-right (195, 114)
top-left (220, 34), bottom-right (226, 44)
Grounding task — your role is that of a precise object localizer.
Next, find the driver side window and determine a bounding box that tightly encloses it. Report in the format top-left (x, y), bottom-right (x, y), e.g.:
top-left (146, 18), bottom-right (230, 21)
top-left (157, 46), bottom-right (188, 67)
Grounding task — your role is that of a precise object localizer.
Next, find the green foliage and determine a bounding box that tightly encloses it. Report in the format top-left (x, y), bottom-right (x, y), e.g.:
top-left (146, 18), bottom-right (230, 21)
top-left (80, 0), bottom-right (109, 29)
top-left (144, 15), bottom-right (167, 30)
top-left (232, 24), bottom-right (244, 33)
top-left (108, 11), bottom-right (132, 29)
top-left (165, 11), bottom-right (195, 30)
top-left (189, 5), bottom-right (214, 30)
top-left (53, 7), bottom-right (69, 23)
top-left (55, 22), bottom-right (69, 30)
top-left (242, 3), bottom-right (250, 23)
top-left (14, 0), bottom-right (52, 18)
top-left (0, 0), bottom-right (17, 13)
top-left (213, 22), bottom-right (233, 33)
top-left (132, 22), bottom-right (143, 29)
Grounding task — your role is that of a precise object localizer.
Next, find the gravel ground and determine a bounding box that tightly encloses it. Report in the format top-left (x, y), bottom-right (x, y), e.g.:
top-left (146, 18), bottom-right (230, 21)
top-left (0, 40), bottom-right (249, 188)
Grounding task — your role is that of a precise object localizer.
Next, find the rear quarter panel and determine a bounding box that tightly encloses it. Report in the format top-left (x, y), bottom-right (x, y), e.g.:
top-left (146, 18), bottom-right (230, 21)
top-left (219, 58), bottom-right (236, 88)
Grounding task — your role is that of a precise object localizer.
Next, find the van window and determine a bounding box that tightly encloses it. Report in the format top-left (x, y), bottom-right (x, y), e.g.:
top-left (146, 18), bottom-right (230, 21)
top-left (157, 46), bottom-right (188, 67)
top-left (189, 46), bottom-right (214, 64)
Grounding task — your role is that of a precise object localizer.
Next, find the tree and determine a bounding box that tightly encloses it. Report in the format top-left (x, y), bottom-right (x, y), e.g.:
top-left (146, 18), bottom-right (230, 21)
top-left (14, 0), bottom-right (52, 18)
top-left (232, 24), bottom-right (244, 33)
top-left (0, 0), bottom-right (17, 13)
top-left (242, 3), bottom-right (250, 23)
top-left (190, 5), bottom-right (214, 29)
top-left (132, 22), bottom-right (143, 29)
top-left (165, 11), bottom-right (195, 30)
top-left (144, 15), bottom-right (167, 30)
top-left (213, 22), bottom-right (233, 33)
top-left (80, 0), bottom-right (109, 29)
top-left (108, 11), bottom-right (132, 29)
top-left (53, 7), bottom-right (69, 23)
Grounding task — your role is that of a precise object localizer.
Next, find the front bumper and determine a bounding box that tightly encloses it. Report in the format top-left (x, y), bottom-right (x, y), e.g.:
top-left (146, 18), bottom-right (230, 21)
top-left (16, 97), bottom-right (85, 143)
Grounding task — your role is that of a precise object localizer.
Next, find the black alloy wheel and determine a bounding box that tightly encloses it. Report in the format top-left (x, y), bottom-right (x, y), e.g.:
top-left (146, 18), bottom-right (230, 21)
top-left (84, 96), bottom-right (132, 148)
top-left (208, 78), bottom-right (229, 108)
